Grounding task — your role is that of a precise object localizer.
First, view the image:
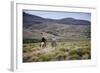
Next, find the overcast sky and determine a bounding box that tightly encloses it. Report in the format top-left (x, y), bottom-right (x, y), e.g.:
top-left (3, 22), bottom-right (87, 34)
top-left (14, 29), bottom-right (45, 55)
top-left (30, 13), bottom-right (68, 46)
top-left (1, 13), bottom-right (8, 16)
top-left (23, 10), bottom-right (91, 21)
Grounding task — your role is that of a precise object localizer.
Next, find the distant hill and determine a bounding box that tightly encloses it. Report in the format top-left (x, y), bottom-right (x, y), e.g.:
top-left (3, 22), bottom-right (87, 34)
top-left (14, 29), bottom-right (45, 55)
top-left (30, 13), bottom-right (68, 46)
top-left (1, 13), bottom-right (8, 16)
top-left (23, 12), bottom-right (91, 41)
top-left (58, 18), bottom-right (90, 25)
top-left (23, 12), bottom-right (90, 27)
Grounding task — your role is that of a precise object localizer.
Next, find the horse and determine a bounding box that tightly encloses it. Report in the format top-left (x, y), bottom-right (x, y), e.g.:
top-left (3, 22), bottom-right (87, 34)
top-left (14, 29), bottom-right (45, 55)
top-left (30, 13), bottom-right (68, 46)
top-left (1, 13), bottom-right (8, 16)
top-left (40, 37), bottom-right (47, 49)
top-left (51, 37), bottom-right (56, 49)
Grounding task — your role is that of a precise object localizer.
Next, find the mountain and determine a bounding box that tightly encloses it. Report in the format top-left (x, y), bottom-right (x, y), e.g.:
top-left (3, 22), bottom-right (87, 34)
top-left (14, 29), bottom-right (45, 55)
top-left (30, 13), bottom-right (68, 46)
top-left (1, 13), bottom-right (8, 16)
top-left (58, 18), bottom-right (90, 25)
top-left (23, 12), bottom-right (90, 28)
top-left (23, 12), bottom-right (46, 28)
top-left (23, 12), bottom-right (45, 21)
top-left (23, 12), bottom-right (91, 41)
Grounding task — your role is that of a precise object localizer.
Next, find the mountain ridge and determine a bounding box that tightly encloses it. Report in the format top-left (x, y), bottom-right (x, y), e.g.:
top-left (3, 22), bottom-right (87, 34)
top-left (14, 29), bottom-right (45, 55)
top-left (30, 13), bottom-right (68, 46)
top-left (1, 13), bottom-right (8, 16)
top-left (23, 12), bottom-right (90, 27)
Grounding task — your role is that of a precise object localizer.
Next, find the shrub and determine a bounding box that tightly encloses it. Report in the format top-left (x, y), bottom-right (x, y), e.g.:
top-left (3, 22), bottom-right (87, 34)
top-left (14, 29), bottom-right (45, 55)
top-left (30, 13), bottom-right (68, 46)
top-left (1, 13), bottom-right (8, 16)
top-left (69, 49), bottom-right (78, 55)
top-left (69, 53), bottom-right (81, 60)
top-left (59, 48), bottom-right (69, 52)
top-left (82, 53), bottom-right (89, 59)
top-left (39, 53), bottom-right (55, 61)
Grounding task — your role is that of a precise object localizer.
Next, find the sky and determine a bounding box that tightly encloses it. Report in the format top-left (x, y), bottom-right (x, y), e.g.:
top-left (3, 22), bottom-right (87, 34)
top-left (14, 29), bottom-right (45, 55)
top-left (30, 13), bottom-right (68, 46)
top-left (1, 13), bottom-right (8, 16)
top-left (23, 10), bottom-right (91, 21)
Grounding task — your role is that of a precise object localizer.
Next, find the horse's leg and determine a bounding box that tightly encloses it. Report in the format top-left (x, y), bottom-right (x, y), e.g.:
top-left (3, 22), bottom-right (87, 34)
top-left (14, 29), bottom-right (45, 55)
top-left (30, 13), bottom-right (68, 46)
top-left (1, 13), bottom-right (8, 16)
top-left (40, 43), bottom-right (41, 49)
top-left (44, 42), bottom-right (46, 48)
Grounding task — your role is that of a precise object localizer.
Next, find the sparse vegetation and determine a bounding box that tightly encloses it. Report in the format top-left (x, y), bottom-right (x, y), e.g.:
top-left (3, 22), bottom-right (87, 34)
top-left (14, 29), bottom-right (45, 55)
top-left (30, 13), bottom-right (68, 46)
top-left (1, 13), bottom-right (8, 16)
top-left (23, 40), bottom-right (91, 62)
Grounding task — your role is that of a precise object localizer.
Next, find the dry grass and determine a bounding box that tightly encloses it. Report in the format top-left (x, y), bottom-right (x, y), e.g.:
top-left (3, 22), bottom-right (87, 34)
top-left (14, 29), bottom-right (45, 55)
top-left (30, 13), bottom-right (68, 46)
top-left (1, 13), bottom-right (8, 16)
top-left (23, 40), bottom-right (91, 62)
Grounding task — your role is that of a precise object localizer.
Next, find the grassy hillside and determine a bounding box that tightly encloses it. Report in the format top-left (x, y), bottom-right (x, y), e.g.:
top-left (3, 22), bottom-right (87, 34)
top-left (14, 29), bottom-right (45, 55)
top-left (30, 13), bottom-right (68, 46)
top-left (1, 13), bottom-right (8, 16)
top-left (23, 40), bottom-right (91, 62)
top-left (23, 23), bottom-right (90, 41)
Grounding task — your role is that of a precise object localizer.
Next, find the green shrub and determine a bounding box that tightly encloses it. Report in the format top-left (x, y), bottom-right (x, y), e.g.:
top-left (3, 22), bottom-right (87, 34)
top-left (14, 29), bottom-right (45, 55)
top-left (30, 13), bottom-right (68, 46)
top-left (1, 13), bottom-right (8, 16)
top-left (69, 49), bottom-right (78, 55)
top-left (59, 48), bottom-right (69, 52)
top-left (69, 54), bottom-right (80, 60)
